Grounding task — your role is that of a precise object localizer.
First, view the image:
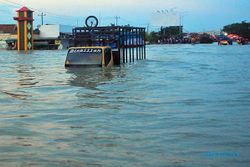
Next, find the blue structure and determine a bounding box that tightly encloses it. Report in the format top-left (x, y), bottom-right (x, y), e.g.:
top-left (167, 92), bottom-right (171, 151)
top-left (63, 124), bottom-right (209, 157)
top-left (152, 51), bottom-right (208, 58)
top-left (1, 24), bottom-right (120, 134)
top-left (72, 26), bottom-right (146, 65)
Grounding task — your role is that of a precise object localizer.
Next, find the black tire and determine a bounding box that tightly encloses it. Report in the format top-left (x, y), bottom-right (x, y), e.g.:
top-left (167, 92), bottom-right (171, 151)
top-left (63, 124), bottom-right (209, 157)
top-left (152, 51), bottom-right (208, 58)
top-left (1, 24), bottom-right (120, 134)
top-left (85, 16), bottom-right (98, 27)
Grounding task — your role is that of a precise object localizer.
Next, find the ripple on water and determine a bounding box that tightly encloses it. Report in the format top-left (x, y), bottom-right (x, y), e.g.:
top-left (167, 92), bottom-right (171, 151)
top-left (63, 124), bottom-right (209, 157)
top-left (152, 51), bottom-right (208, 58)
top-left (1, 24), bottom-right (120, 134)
top-left (0, 46), bottom-right (250, 166)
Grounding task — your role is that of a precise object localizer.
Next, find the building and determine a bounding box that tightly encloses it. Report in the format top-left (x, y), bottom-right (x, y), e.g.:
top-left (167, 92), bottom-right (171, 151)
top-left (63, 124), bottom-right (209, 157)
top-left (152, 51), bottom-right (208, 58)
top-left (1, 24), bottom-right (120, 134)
top-left (0, 24), bottom-right (17, 49)
top-left (0, 24), bottom-right (17, 34)
top-left (34, 24), bottom-right (73, 50)
top-left (73, 26), bottom-right (146, 64)
top-left (0, 24), bottom-right (73, 50)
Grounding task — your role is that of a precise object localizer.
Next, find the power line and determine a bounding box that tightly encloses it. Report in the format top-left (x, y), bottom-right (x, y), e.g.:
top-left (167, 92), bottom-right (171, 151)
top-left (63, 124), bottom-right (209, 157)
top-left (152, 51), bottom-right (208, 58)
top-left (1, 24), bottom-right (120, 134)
top-left (1, 0), bottom-right (78, 21)
top-left (0, 0), bottom-right (21, 7)
top-left (1, 0), bottom-right (149, 28)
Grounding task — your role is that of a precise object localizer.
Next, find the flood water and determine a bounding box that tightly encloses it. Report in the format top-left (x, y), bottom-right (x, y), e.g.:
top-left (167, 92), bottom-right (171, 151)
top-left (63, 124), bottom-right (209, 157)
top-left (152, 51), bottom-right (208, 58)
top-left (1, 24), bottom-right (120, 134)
top-left (0, 44), bottom-right (250, 166)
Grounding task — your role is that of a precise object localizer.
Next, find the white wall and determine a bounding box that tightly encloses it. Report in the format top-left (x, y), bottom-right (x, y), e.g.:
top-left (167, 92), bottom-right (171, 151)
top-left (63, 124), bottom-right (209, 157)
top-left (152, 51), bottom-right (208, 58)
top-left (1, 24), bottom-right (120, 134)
top-left (0, 41), bottom-right (7, 49)
top-left (38, 25), bottom-right (60, 38)
top-left (0, 34), bottom-right (16, 40)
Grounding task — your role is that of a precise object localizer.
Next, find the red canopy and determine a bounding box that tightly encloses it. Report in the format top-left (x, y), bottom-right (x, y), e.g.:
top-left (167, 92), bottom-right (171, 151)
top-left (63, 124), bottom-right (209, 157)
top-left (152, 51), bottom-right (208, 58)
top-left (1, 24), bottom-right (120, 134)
top-left (227, 34), bottom-right (240, 39)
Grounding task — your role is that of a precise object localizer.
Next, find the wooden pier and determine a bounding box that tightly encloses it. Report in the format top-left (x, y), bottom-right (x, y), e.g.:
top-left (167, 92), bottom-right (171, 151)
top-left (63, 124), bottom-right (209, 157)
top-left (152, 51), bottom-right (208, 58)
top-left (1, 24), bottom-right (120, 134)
top-left (72, 26), bottom-right (146, 65)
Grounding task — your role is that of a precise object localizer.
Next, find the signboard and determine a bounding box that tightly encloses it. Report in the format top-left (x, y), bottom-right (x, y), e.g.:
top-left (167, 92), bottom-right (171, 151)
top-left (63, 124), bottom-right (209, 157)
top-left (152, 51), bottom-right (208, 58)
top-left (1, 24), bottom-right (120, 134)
top-left (69, 48), bottom-right (102, 54)
top-left (151, 11), bottom-right (180, 27)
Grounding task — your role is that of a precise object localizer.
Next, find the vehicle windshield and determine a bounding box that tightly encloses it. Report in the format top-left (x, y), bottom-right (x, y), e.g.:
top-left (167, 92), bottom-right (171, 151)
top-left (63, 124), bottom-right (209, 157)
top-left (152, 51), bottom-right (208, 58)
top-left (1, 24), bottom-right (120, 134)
top-left (66, 48), bottom-right (102, 65)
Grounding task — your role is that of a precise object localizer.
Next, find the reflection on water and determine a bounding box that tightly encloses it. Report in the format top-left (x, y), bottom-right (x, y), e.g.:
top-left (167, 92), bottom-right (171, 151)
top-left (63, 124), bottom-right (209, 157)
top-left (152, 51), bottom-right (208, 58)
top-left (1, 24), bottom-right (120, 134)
top-left (0, 64), bottom-right (39, 100)
top-left (66, 66), bottom-right (126, 110)
top-left (1, 90), bottom-right (30, 100)
top-left (16, 64), bottom-right (39, 87)
top-left (0, 46), bottom-right (250, 166)
top-left (66, 67), bottom-right (116, 89)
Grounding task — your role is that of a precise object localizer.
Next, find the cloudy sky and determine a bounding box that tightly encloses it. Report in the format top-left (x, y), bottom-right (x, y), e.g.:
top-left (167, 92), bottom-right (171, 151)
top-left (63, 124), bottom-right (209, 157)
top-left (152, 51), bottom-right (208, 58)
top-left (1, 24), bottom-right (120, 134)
top-left (0, 0), bottom-right (249, 32)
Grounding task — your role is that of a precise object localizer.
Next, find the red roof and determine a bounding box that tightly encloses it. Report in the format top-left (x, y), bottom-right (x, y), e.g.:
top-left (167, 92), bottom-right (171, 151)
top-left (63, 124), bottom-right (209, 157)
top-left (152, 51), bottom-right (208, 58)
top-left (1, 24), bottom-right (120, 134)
top-left (0, 24), bottom-right (17, 34)
top-left (16, 6), bottom-right (33, 12)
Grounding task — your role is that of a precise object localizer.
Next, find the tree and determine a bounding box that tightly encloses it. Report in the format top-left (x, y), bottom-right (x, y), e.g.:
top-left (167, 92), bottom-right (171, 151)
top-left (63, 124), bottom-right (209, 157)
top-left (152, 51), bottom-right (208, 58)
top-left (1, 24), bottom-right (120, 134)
top-left (223, 21), bottom-right (250, 39)
top-left (199, 33), bottom-right (214, 44)
top-left (160, 26), bottom-right (183, 38)
top-left (146, 31), bottom-right (160, 43)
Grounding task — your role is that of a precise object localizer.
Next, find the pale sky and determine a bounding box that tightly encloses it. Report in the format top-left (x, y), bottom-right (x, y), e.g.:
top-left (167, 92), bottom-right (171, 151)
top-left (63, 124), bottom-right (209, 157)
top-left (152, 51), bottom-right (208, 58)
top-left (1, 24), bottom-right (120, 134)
top-left (0, 0), bottom-right (249, 32)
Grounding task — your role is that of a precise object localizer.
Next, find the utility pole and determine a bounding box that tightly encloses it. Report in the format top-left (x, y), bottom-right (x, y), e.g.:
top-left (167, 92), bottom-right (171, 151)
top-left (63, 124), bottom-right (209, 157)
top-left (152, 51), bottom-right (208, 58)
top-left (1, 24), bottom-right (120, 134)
top-left (179, 14), bottom-right (182, 35)
top-left (146, 23), bottom-right (150, 33)
top-left (99, 12), bottom-right (102, 26)
top-left (38, 12), bottom-right (46, 25)
top-left (114, 16), bottom-right (120, 26)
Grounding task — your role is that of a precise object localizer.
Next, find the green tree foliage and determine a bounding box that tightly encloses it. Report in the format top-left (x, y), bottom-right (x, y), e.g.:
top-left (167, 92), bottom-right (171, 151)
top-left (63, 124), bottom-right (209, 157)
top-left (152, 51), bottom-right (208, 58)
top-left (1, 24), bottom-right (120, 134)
top-left (145, 26), bottom-right (182, 43)
top-left (160, 26), bottom-right (182, 38)
top-left (145, 31), bottom-right (160, 43)
top-left (223, 21), bottom-right (250, 39)
top-left (200, 33), bottom-right (214, 44)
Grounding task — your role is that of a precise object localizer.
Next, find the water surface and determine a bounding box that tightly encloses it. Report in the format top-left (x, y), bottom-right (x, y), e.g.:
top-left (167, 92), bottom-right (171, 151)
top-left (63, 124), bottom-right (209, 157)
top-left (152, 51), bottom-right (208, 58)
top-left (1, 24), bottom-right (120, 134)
top-left (0, 44), bottom-right (250, 166)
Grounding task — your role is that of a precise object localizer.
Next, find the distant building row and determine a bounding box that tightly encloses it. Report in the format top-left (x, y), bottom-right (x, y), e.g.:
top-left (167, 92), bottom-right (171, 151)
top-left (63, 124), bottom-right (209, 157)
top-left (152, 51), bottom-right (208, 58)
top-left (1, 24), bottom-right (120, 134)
top-left (0, 24), bottom-right (73, 50)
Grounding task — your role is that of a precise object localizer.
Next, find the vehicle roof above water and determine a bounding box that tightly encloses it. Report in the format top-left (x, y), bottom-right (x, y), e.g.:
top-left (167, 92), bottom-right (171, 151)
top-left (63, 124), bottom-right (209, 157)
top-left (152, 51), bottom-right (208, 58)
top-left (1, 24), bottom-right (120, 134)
top-left (68, 46), bottom-right (112, 50)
